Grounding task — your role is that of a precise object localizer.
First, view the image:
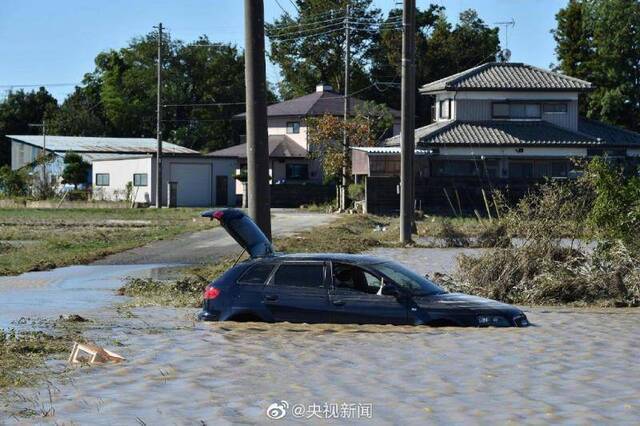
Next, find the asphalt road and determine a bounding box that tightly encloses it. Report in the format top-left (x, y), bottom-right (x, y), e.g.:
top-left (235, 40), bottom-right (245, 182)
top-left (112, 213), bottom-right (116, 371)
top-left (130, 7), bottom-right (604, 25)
top-left (94, 210), bottom-right (336, 265)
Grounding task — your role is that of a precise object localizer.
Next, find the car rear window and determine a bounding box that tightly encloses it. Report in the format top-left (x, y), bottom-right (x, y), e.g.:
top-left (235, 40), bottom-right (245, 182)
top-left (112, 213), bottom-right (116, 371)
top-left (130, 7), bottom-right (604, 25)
top-left (273, 264), bottom-right (324, 288)
top-left (238, 264), bottom-right (274, 285)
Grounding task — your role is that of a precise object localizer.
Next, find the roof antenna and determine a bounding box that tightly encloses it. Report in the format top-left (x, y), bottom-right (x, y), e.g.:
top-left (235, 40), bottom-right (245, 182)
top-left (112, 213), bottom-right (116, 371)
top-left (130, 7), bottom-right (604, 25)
top-left (494, 19), bottom-right (515, 62)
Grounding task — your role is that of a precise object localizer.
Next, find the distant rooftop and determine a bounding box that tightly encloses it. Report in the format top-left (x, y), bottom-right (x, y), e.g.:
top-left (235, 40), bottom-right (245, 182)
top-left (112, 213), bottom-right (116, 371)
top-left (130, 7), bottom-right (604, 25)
top-left (235, 84), bottom-right (401, 119)
top-left (420, 62), bottom-right (594, 93)
top-left (6, 135), bottom-right (198, 155)
top-left (207, 135), bottom-right (308, 159)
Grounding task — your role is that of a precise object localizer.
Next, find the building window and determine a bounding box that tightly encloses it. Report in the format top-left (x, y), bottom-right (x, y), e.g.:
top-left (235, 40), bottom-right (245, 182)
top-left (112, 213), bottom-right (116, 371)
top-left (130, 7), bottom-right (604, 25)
top-left (543, 103), bottom-right (568, 114)
top-left (133, 173), bottom-right (148, 187)
top-left (439, 99), bottom-right (451, 119)
top-left (492, 102), bottom-right (541, 119)
top-left (95, 173), bottom-right (110, 186)
top-left (286, 163), bottom-right (309, 180)
top-left (286, 121), bottom-right (300, 134)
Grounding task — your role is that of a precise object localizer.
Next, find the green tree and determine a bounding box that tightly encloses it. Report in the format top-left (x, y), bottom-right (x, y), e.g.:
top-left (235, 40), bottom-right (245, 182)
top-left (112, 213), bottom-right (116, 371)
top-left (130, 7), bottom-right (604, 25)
top-left (53, 32), bottom-right (249, 152)
top-left (266, 0), bottom-right (381, 99)
top-left (307, 102), bottom-right (393, 182)
top-left (586, 158), bottom-right (640, 248)
top-left (370, 7), bottom-right (500, 123)
top-left (61, 152), bottom-right (90, 188)
top-left (0, 88), bottom-right (58, 166)
top-left (48, 75), bottom-right (109, 136)
top-left (554, 0), bottom-right (640, 131)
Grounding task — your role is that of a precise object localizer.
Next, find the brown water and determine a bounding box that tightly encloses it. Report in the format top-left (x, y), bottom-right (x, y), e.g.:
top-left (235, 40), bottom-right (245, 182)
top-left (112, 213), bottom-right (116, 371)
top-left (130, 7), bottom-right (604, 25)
top-left (2, 247), bottom-right (639, 424)
top-left (2, 307), bottom-right (639, 424)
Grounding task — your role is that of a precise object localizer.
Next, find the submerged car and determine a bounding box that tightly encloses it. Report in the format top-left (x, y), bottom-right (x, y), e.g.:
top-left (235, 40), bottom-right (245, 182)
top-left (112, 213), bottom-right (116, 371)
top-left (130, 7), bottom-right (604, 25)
top-left (199, 209), bottom-right (529, 327)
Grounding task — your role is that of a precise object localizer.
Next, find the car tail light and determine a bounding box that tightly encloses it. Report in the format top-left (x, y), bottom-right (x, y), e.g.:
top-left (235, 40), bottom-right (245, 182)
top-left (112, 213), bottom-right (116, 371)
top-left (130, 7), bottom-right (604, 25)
top-left (213, 210), bottom-right (224, 220)
top-left (204, 286), bottom-right (221, 300)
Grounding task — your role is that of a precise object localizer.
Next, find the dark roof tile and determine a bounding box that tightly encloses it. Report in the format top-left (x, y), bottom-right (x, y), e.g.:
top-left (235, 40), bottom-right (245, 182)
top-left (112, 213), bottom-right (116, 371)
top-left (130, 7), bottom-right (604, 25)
top-left (420, 63), bottom-right (593, 93)
top-left (207, 135), bottom-right (308, 158)
top-left (235, 90), bottom-right (401, 118)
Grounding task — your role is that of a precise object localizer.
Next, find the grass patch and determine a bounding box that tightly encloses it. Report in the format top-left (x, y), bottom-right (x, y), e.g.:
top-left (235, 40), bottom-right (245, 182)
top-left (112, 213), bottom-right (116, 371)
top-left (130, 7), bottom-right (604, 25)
top-left (0, 208), bottom-right (211, 276)
top-left (0, 317), bottom-right (88, 389)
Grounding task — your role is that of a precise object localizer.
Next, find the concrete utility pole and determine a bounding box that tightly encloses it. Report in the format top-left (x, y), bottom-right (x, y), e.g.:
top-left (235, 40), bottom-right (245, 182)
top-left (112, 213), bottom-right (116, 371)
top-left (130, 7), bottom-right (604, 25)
top-left (341, 3), bottom-right (350, 211)
top-left (400, 0), bottom-right (416, 243)
top-left (155, 22), bottom-right (163, 208)
top-left (244, 0), bottom-right (272, 239)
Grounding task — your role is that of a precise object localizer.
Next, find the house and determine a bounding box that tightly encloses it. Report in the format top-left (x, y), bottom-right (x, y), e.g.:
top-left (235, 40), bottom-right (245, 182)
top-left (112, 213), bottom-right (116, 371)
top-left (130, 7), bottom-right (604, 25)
top-left (5, 135), bottom-right (236, 207)
top-left (209, 83), bottom-right (401, 206)
top-left (92, 154), bottom-right (236, 207)
top-left (352, 62), bottom-right (640, 213)
top-left (7, 135), bottom-right (197, 181)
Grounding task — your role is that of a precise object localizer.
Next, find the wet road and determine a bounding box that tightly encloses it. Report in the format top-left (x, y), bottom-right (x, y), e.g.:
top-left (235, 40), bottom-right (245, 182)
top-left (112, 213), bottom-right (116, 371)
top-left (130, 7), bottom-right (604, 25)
top-left (94, 210), bottom-right (335, 265)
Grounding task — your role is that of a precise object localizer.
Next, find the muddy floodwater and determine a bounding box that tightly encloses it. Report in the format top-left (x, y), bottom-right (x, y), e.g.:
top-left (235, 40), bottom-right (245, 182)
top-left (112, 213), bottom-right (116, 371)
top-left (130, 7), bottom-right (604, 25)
top-left (1, 247), bottom-right (639, 424)
top-left (3, 307), bottom-right (639, 424)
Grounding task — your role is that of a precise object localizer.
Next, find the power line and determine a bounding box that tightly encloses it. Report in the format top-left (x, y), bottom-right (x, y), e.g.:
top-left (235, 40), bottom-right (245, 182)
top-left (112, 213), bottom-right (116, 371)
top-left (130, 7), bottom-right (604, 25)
top-left (267, 21), bottom-right (345, 38)
top-left (287, 0), bottom-right (300, 13)
top-left (0, 83), bottom-right (81, 89)
top-left (269, 26), bottom-right (345, 42)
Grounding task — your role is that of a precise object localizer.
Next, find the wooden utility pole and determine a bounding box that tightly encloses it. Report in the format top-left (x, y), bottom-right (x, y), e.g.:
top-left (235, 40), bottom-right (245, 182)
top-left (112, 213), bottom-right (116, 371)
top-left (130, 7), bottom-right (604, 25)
top-left (244, 0), bottom-right (272, 239)
top-left (155, 22), bottom-right (163, 208)
top-left (341, 3), bottom-right (350, 211)
top-left (28, 121), bottom-right (47, 185)
top-left (400, 0), bottom-right (416, 243)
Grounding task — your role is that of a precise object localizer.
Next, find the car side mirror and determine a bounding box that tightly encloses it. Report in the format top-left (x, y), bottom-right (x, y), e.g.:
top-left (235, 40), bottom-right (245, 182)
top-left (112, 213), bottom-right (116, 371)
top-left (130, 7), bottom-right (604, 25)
top-left (381, 283), bottom-right (400, 297)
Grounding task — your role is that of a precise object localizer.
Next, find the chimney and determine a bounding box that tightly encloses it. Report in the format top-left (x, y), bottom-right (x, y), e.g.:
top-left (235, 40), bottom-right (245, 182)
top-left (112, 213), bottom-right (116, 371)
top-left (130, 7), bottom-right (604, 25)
top-left (316, 83), bottom-right (333, 93)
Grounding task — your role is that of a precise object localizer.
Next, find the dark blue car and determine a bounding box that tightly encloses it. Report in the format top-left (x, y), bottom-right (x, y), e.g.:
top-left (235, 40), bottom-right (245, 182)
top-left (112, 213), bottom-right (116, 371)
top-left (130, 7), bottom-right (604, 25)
top-left (199, 209), bottom-right (529, 327)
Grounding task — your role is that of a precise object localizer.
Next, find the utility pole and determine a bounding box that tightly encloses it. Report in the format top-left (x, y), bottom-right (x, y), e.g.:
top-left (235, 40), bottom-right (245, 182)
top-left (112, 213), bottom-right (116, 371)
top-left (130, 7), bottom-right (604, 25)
top-left (28, 121), bottom-right (47, 185)
top-left (155, 22), bottom-right (163, 208)
top-left (400, 0), bottom-right (416, 243)
top-left (341, 2), bottom-right (350, 212)
top-left (244, 0), bottom-right (272, 239)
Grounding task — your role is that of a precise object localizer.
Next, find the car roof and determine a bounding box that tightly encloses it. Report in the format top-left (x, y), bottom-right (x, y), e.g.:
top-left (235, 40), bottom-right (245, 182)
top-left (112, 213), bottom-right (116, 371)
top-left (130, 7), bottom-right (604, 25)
top-left (243, 253), bottom-right (389, 265)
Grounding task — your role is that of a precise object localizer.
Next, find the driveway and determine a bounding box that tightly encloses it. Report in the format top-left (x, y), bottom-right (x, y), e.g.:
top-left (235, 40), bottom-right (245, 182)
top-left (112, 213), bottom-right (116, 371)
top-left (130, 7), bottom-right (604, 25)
top-left (94, 210), bottom-right (336, 265)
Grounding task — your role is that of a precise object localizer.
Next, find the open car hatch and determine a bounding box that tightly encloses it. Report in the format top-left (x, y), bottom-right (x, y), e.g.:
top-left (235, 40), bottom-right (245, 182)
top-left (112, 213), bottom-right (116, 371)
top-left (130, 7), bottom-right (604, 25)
top-left (202, 209), bottom-right (274, 258)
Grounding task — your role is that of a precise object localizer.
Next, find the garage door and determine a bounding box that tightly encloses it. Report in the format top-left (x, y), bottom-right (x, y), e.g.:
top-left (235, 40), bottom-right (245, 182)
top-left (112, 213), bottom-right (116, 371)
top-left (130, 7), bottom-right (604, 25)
top-left (169, 163), bottom-right (212, 207)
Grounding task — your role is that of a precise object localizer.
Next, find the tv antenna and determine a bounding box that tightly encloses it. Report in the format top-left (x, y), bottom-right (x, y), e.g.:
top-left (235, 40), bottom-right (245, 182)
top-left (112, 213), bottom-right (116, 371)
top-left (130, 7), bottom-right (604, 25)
top-left (494, 19), bottom-right (515, 57)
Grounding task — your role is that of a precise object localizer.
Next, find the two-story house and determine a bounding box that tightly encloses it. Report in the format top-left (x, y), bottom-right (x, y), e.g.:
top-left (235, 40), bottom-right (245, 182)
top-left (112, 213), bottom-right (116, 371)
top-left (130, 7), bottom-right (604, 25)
top-left (209, 84), bottom-right (401, 206)
top-left (352, 62), bottom-right (640, 213)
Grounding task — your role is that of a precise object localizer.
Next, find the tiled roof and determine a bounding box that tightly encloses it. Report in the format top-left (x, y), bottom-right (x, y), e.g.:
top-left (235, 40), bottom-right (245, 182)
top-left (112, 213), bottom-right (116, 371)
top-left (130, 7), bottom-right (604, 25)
top-left (420, 62), bottom-right (593, 93)
top-left (207, 135), bottom-right (308, 158)
top-left (235, 90), bottom-right (401, 118)
top-left (384, 121), bottom-right (451, 146)
top-left (351, 147), bottom-right (433, 155)
top-left (578, 118), bottom-right (640, 146)
top-left (6, 135), bottom-right (197, 154)
top-left (387, 120), bottom-right (599, 147)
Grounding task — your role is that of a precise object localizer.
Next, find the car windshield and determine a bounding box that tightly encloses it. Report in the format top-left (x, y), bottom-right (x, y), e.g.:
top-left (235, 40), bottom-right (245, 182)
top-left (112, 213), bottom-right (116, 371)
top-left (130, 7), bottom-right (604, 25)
top-left (373, 261), bottom-right (446, 296)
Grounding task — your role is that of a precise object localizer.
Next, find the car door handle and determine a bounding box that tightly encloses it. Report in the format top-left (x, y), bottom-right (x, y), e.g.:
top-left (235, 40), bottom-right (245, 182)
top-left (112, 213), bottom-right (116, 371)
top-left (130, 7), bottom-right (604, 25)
top-left (332, 300), bottom-right (345, 306)
top-left (264, 294), bottom-right (279, 302)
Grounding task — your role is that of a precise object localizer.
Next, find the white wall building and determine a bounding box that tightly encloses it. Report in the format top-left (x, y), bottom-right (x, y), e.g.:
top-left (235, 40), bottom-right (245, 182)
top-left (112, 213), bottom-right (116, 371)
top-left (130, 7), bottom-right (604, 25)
top-left (92, 155), bottom-right (236, 207)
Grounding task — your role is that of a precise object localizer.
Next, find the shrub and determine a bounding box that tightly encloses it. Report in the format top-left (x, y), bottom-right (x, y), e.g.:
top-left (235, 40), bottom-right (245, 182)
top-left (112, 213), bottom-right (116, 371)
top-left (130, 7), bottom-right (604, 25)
top-left (347, 183), bottom-right (365, 202)
top-left (0, 166), bottom-right (30, 197)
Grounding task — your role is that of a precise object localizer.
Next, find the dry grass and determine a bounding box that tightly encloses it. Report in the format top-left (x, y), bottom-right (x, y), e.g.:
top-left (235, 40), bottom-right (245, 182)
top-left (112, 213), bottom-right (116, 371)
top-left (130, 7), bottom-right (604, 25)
top-left (435, 182), bottom-right (640, 307)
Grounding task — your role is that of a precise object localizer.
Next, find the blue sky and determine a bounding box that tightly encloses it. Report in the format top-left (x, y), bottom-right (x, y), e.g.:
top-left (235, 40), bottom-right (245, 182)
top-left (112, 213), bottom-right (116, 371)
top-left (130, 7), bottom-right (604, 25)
top-left (0, 0), bottom-right (565, 101)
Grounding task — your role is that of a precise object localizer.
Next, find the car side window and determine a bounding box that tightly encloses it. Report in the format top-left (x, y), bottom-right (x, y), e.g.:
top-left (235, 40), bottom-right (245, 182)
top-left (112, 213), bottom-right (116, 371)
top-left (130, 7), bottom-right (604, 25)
top-left (238, 264), bottom-right (274, 285)
top-left (273, 264), bottom-right (325, 288)
top-left (333, 263), bottom-right (382, 295)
